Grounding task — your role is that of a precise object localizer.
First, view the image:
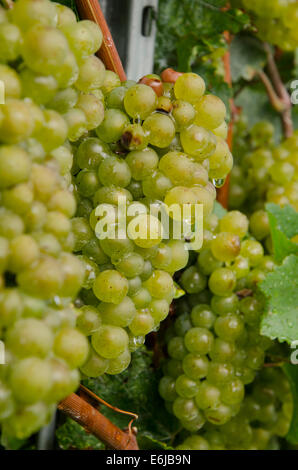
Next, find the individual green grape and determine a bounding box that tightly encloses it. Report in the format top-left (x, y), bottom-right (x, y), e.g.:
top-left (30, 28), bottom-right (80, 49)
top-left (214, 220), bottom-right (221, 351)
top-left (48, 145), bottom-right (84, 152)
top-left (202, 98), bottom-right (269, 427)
top-left (76, 137), bottom-right (111, 170)
top-left (96, 109), bottom-right (130, 143)
top-left (173, 396), bottom-right (198, 421)
top-left (0, 100), bottom-right (34, 144)
top-left (22, 25), bottom-right (70, 75)
top-left (126, 148), bottom-right (159, 180)
top-left (143, 113), bottom-right (176, 148)
top-left (197, 249), bottom-right (223, 276)
top-left (128, 308), bottom-right (155, 336)
top-left (9, 234), bottom-right (40, 273)
top-left (98, 156), bottom-right (131, 187)
top-left (106, 86), bottom-right (126, 110)
top-left (159, 151), bottom-right (208, 187)
top-left (180, 267), bottom-right (207, 294)
top-left (175, 375), bottom-right (200, 399)
top-left (213, 121), bottom-right (228, 139)
top-left (9, 357), bottom-right (52, 404)
top-left (145, 270), bottom-right (174, 299)
top-left (0, 146), bottom-right (31, 189)
top-left (0, 64), bottom-right (22, 99)
top-left (80, 348), bottom-right (109, 378)
top-left (219, 211), bottom-right (249, 239)
top-left (214, 314), bottom-right (244, 342)
top-left (91, 324), bottom-right (128, 359)
top-left (240, 240), bottom-right (264, 267)
top-left (149, 299), bottom-right (170, 324)
top-left (191, 304), bottom-right (216, 329)
top-left (195, 381), bottom-right (221, 410)
top-left (62, 20), bottom-right (102, 58)
top-left (98, 297), bottom-right (136, 328)
top-left (0, 22), bottom-right (22, 62)
top-left (6, 318), bottom-right (53, 358)
top-left (142, 171), bottom-right (173, 200)
top-left (211, 232), bottom-right (241, 263)
top-left (75, 56), bottom-right (105, 92)
top-left (172, 100), bottom-right (196, 130)
top-left (10, 0), bottom-right (58, 31)
top-left (180, 124), bottom-right (216, 161)
top-left (249, 210), bottom-right (270, 240)
top-left (92, 270), bottom-right (128, 304)
top-left (53, 327), bottom-right (89, 368)
top-left (194, 94), bottom-right (226, 130)
top-left (115, 253), bottom-right (145, 278)
top-left (182, 353), bottom-right (209, 380)
top-left (76, 93), bottom-right (104, 130)
top-left (208, 268), bottom-right (236, 296)
top-left (130, 287), bottom-right (152, 308)
top-left (106, 349), bottom-right (131, 375)
top-left (124, 84), bottom-right (157, 119)
top-left (184, 327), bottom-right (214, 355)
top-left (121, 123), bottom-right (149, 151)
top-left (174, 73), bottom-right (205, 104)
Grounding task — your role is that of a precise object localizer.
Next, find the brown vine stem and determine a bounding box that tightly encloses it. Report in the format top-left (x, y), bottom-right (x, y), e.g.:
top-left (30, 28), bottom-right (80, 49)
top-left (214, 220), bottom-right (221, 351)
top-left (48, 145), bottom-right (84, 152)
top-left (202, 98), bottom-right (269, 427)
top-left (263, 43), bottom-right (293, 138)
top-left (79, 384), bottom-right (139, 435)
top-left (257, 70), bottom-right (285, 113)
top-left (58, 393), bottom-right (139, 450)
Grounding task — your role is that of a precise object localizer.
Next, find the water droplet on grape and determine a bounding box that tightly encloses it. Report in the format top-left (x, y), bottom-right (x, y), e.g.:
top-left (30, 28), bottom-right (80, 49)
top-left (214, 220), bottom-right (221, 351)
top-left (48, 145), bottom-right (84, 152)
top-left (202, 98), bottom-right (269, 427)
top-left (213, 178), bottom-right (226, 188)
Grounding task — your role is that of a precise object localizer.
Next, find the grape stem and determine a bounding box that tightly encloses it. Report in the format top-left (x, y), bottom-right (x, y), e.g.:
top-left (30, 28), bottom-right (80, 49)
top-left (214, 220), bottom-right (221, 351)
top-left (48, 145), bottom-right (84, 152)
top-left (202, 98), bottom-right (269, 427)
top-left (257, 71), bottom-right (285, 113)
top-left (263, 43), bottom-right (293, 138)
top-left (58, 392), bottom-right (139, 450)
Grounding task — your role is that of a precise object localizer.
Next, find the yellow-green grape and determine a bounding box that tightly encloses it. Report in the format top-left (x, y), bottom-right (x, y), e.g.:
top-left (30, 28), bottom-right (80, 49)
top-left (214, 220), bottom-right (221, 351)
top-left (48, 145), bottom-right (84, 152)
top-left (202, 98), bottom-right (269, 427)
top-left (194, 94), bottom-right (227, 130)
top-left (180, 125), bottom-right (216, 161)
top-left (124, 84), bottom-right (157, 119)
top-left (174, 73), bottom-right (206, 103)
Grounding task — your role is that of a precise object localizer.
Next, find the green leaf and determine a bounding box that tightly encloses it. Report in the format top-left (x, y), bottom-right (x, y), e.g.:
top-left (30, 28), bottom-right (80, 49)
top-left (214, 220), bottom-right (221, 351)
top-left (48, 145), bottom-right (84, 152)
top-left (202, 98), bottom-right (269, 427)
top-left (283, 363), bottom-right (298, 444)
top-left (56, 418), bottom-right (104, 450)
top-left (266, 203), bottom-right (298, 263)
top-left (260, 255), bottom-right (298, 344)
top-left (230, 35), bottom-right (267, 81)
top-left (82, 349), bottom-right (180, 449)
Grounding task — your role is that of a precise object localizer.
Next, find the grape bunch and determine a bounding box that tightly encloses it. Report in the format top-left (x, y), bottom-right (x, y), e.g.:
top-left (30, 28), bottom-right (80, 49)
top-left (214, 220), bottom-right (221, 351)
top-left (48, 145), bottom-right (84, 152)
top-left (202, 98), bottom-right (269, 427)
top-left (234, 0), bottom-right (298, 51)
top-left (229, 121), bottom-right (298, 220)
top-left (0, 0), bottom-right (234, 441)
top-left (177, 367), bottom-right (292, 450)
top-left (159, 208), bottom-right (279, 439)
top-left (0, 0), bottom-right (113, 440)
top-left (72, 71), bottom-right (232, 376)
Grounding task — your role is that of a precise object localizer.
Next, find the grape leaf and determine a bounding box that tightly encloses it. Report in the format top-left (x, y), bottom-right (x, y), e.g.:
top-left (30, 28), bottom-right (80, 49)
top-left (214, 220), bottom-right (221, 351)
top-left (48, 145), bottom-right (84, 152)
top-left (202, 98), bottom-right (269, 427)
top-left (266, 203), bottom-right (298, 263)
top-left (56, 418), bottom-right (104, 450)
top-left (230, 35), bottom-right (267, 81)
top-left (260, 255), bottom-right (298, 344)
top-left (283, 364), bottom-right (298, 445)
top-left (82, 348), bottom-right (180, 449)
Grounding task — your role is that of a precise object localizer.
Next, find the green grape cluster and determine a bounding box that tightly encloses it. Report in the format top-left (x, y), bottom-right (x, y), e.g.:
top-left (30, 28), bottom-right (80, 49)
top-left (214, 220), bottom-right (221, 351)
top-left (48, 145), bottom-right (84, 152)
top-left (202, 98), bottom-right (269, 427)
top-left (0, 0), bottom-right (114, 440)
top-left (176, 367), bottom-right (292, 450)
top-left (159, 207), bottom-right (279, 438)
top-left (0, 0), bottom-right (234, 441)
top-left (72, 70), bottom-right (233, 376)
top-left (229, 122), bottom-right (298, 222)
top-left (236, 0), bottom-right (298, 51)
